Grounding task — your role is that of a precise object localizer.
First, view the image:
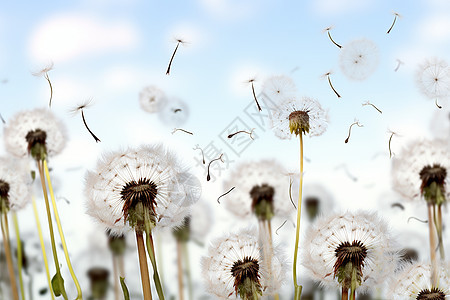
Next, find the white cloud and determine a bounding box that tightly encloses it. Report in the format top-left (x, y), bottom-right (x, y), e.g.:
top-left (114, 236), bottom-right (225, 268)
top-left (311, 0), bottom-right (375, 16)
top-left (28, 14), bottom-right (140, 64)
top-left (197, 0), bottom-right (261, 21)
top-left (418, 14), bottom-right (450, 44)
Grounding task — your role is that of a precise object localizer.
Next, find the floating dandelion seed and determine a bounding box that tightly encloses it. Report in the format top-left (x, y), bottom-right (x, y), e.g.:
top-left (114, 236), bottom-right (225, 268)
top-left (173, 108), bottom-right (182, 113)
top-left (394, 59), bottom-right (404, 72)
top-left (416, 57), bottom-right (450, 108)
top-left (335, 164), bottom-right (358, 181)
top-left (386, 12), bottom-right (401, 34)
top-left (275, 220), bottom-right (287, 235)
top-left (344, 120), bottom-right (363, 143)
top-left (340, 38), bottom-right (379, 81)
top-left (0, 113), bottom-right (5, 124)
top-left (323, 26), bottom-right (342, 49)
top-left (139, 85), bottom-right (168, 113)
top-left (171, 128), bottom-right (193, 135)
top-left (206, 154), bottom-right (224, 182)
top-left (32, 62), bottom-right (54, 107)
top-left (388, 130), bottom-right (396, 158)
top-left (227, 128), bottom-right (255, 140)
top-left (391, 202), bottom-right (405, 210)
top-left (288, 175), bottom-right (296, 209)
top-left (407, 216), bottom-right (428, 224)
top-left (159, 97), bottom-right (189, 127)
top-left (166, 38), bottom-right (188, 75)
top-left (70, 99), bottom-right (101, 143)
top-left (322, 71), bottom-right (341, 98)
top-left (246, 78), bottom-right (262, 111)
top-left (362, 101), bottom-right (382, 114)
top-left (193, 144), bottom-right (205, 164)
top-left (261, 75), bottom-right (297, 103)
top-left (217, 186), bottom-right (235, 204)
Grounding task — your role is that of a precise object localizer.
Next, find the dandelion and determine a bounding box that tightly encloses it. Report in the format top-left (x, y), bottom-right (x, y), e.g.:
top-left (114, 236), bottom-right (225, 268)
top-left (261, 75), bottom-right (297, 103)
top-left (139, 85), bottom-right (168, 113)
top-left (201, 228), bottom-right (287, 299)
top-left (270, 95), bottom-right (328, 299)
top-left (228, 128), bottom-right (255, 140)
top-left (389, 262), bottom-right (450, 299)
top-left (344, 119), bottom-right (363, 144)
top-left (158, 97), bottom-right (189, 127)
top-left (395, 59), bottom-right (404, 72)
top-left (321, 71), bottom-right (341, 98)
top-left (87, 267), bottom-right (110, 300)
top-left (206, 153), bottom-right (224, 181)
top-left (166, 38), bottom-right (188, 75)
top-left (323, 26), bottom-right (342, 49)
top-left (339, 38), bottom-right (379, 81)
top-left (85, 144), bottom-right (201, 300)
top-left (392, 138), bottom-right (449, 284)
top-left (416, 57), bottom-right (450, 108)
top-left (303, 211), bottom-right (399, 299)
top-left (245, 78), bottom-right (262, 111)
top-left (70, 99), bottom-right (101, 143)
top-left (302, 184), bottom-right (334, 222)
top-left (32, 62), bottom-right (54, 107)
top-left (386, 12), bottom-right (402, 34)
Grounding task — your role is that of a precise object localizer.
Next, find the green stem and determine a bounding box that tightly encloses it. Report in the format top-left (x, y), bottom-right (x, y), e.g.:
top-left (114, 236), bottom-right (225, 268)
top-left (341, 287), bottom-right (348, 300)
top-left (43, 160), bottom-right (82, 299)
top-left (349, 267), bottom-right (357, 300)
top-left (427, 204), bottom-right (438, 287)
top-left (36, 160), bottom-right (67, 300)
top-left (145, 232), bottom-right (165, 300)
top-left (436, 205), bottom-right (445, 260)
top-left (1, 212), bottom-right (19, 300)
top-left (12, 213), bottom-right (25, 300)
top-left (112, 256), bottom-right (120, 300)
top-left (293, 133), bottom-right (304, 299)
top-left (181, 243), bottom-right (192, 300)
top-left (135, 231), bottom-right (152, 300)
top-left (176, 240), bottom-right (184, 300)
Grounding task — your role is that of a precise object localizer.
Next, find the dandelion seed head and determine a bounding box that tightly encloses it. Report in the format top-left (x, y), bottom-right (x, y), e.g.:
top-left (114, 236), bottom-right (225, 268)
top-left (4, 108), bottom-right (67, 159)
top-left (416, 57), bottom-right (450, 100)
top-left (270, 96), bottom-right (328, 139)
top-left (339, 38), bottom-right (379, 81)
top-left (303, 211), bottom-right (399, 292)
top-left (32, 61), bottom-right (54, 77)
top-left (261, 75), bottom-right (297, 102)
top-left (0, 157), bottom-right (31, 212)
top-left (139, 85), bottom-right (168, 114)
top-left (389, 262), bottom-right (450, 298)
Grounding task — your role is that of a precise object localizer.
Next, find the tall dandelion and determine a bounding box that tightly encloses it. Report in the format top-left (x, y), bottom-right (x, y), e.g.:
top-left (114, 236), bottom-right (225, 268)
top-left (4, 107), bottom-right (81, 299)
top-left (84, 144), bottom-right (200, 300)
top-left (270, 95), bottom-right (328, 299)
top-left (303, 211), bottom-right (399, 300)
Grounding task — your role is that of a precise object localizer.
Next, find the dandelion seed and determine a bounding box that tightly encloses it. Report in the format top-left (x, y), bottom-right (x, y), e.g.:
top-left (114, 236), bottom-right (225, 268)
top-left (261, 75), bottom-right (297, 103)
top-left (335, 164), bottom-right (357, 181)
top-left (388, 130), bottom-right (396, 158)
top-left (217, 186), bottom-right (235, 204)
top-left (0, 113), bottom-right (5, 124)
top-left (386, 12), bottom-right (401, 34)
top-left (246, 78), bottom-right (262, 111)
top-left (171, 128), bottom-right (193, 135)
top-left (290, 66), bottom-right (300, 73)
top-left (227, 128), bottom-right (255, 140)
top-left (340, 38), bottom-right (379, 81)
top-left (362, 101), bottom-right (382, 114)
top-left (391, 202), bottom-right (404, 210)
top-left (416, 57), bottom-right (450, 106)
top-left (394, 59), bottom-right (404, 72)
top-left (344, 120), bottom-right (363, 143)
top-left (275, 220), bottom-right (287, 235)
top-left (289, 176), bottom-right (296, 210)
top-left (166, 38), bottom-right (188, 75)
top-left (207, 154), bottom-right (224, 182)
top-left (193, 144), bottom-right (205, 164)
top-left (32, 62), bottom-right (54, 107)
top-left (139, 85), bottom-right (168, 113)
top-left (323, 26), bottom-right (342, 49)
top-left (70, 99), bottom-right (101, 143)
top-left (407, 216), bottom-right (428, 224)
top-left (173, 108), bottom-right (182, 113)
top-left (159, 97), bottom-right (189, 127)
top-left (322, 71), bottom-right (341, 98)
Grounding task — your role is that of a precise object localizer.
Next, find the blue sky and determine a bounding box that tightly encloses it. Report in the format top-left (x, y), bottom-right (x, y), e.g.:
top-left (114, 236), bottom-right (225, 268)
top-left (1, 0), bottom-right (449, 298)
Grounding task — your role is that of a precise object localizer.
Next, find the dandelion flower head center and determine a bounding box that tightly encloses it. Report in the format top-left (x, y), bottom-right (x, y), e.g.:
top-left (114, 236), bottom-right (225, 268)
top-left (172, 216), bottom-right (191, 242)
top-left (416, 287), bottom-right (446, 300)
top-left (25, 128), bottom-right (48, 160)
top-left (250, 183), bottom-right (275, 220)
top-left (120, 178), bottom-right (158, 229)
top-left (333, 240), bottom-right (368, 287)
top-left (288, 110), bottom-right (310, 136)
top-left (419, 164), bottom-right (447, 205)
top-left (107, 232), bottom-right (127, 256)
top-left (0, 179), bottom-right (10, 212)
top-left (230, 256), bottom-right (262, 298)
top-left (305, 196), bottom-right (320, 221)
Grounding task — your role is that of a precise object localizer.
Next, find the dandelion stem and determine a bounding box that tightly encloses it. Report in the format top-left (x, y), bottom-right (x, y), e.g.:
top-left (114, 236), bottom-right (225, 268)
top-left (44, 73), bottom-right (53, 108)
top-left (293, 133), bottom-right (303, 300)
top-left (181, 242), bottom-right (193, 300)
top-left (427, 203), bottom-right (438, 286)
top-left (176, 240), bottom-right (185, 300)
top-left (166, 42), bottom-right (180, 75)
top-left (43, 160), bottom-right (82, 300)
top-left (120, 277), bottom-right (130, 300)
top-left (327, 74), bottom-right (341, 98)
top-left (36, 160), bottom-right (68, 300)
top-left (341, 287), bottom-right (348, 300)
top-left (386, 14), bottom-right (398, 34)
top-left (12, 212), bottom-right (25, 300)
top-left (251, 82), bottom-right (262, 111)
top-left (32, 197), bottom-right (55, 300)
top-left (145, 232), bottom-right (165, 300)
top-left (1, 212), bottom-right (19, 300)
top-left (135, 231), bottom-right (152, 300)
top-left (112, 256), bottom-right (120, 300)
top-left (155, 234), bottom-right (166, 292)
top-left (327, 30), bottom-right (342, 48)
top-left (81, 109), bottom-right (101, 143)
top-left (435, 205), bottom-right (445, 260)
top-left (344, 121), bottom-right (363, 144)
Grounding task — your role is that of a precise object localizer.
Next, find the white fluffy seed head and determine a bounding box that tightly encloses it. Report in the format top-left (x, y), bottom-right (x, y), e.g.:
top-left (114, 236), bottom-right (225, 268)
top-left (389, 261), bottom-right (450, 299)
top-left (223, 159), bottom-right (294, 219)
top-left (270, 96), bottom-right (329, 139)
top-left (84, 144), bottom-right (200, 236)
top-left (339, 38), bottom-right (379, 81)
top-left (0, 157), bottom-right (32, 212)
top-left (302, 211), bottom-right (399, 292)
top-left (3, 108), bottom-right (66, 158)
top-left (158, 97), bottom-right (189, 127)
top-left (416, 57), bottom-right (450, 100)
top-left (261, 75), bottom-right (297, 103)
top-left (201, 228), bottom-right (287, 299)
top-left (391, 138), bottom-right (450, 202)
top-left (139, 85), bottom-right (168, 113)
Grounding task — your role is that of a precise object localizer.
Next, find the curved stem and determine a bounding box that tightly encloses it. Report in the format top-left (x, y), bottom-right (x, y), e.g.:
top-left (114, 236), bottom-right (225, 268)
top-left (181, 242), bottom-right (193, 300)
top-left (43, 160), bottom-right (82, 299)
top-left (293, 133), bottom-right (304, 299)
top-left (1, 212), bottom-right (19, 300)
top-left (176, 240), bottom-right (184, 300)
top-left (32, 197), bottom-right (55, 300)
top-left (145, 232), bottom-right (165, 300)
top-left (135, 231), bottom-right (152, 300)
top-left (12, 213), bottom-right (25, 300)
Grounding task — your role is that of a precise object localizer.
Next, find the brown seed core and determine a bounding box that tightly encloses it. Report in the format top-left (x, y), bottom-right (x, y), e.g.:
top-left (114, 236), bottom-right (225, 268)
top-left (230, 256), bottom-right (261, 297)
top-left (416, 287), bottom-right (446, 300)
top-left (120, 178), bottom-right (158, 222)
top-left (250, 184), bottom-right (274, 209)
top-left (419, 164), bottom-right (447, 193)
top-left (0, 179), bottom-right (10, 199)
top-left (288, 110), bottom-right (310, 135)
top-left (25, 129), bottom-right (47, 153)
top-left (333, 240), bottom-right (368, 279)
